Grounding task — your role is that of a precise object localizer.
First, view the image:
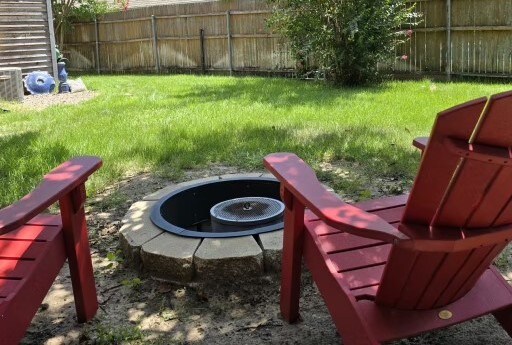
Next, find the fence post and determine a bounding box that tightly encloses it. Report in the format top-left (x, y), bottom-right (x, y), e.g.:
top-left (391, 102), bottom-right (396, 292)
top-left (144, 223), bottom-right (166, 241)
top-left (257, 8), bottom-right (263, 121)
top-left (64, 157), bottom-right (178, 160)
top-left (94, 18), bottom-right (100, 74)
top-left (200, 28), bottom-right (206, 74)
top-left (446, 0), bottom-right (452, 80)
top-left (151, 15), bottom-right (160, 73)
top-left (226, 10), bottom-right (233, 76)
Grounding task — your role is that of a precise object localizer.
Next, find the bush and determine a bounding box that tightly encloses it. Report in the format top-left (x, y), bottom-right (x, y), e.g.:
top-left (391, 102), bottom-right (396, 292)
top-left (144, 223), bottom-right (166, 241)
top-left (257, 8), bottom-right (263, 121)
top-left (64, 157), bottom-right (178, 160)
top-left (267, 0), bottom-right (417, 86)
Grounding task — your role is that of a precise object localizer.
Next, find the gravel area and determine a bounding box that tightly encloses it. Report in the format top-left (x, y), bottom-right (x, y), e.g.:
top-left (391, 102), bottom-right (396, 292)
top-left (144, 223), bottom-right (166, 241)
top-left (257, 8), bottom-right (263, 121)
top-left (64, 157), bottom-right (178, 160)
top-left (22, 91), bottom-right (97, 110)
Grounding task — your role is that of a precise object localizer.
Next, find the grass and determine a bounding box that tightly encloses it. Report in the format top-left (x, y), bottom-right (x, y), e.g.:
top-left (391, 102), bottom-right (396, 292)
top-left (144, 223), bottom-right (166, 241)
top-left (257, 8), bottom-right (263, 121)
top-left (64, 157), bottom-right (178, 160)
top-left (0, 75), bottom-right (510, 207)
top-left (83, 323), bottom-right (144, 344)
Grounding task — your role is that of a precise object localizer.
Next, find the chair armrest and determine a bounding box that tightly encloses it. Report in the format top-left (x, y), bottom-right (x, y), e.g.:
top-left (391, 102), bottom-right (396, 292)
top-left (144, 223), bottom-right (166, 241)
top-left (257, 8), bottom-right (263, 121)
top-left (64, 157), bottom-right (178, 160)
top-left (263, 153), bottom-right (409, 243)
top-left (0, 156), bottom-right (102, 234)
top-left (413, 137), bottom-right (429, 152)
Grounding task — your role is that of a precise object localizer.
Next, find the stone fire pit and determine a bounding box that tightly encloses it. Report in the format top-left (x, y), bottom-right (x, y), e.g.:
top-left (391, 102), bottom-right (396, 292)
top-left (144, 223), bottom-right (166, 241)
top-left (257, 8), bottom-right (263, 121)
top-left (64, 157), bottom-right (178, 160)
top-left (119, 174), bottom-right (285, 282)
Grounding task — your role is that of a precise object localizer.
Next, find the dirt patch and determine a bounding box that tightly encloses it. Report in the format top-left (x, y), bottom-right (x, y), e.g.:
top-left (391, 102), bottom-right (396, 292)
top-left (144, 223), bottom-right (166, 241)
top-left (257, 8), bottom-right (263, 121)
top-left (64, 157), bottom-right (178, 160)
top-left (22, 91), bottom-right (97, 111)
top-left (22, 167), bottom-right (512, 345)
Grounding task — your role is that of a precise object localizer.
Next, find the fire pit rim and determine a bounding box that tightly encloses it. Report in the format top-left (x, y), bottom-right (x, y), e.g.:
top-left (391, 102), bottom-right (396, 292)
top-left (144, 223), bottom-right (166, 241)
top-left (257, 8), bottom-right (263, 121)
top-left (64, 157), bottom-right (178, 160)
top-left (150, 176), bottom-right (284, 238)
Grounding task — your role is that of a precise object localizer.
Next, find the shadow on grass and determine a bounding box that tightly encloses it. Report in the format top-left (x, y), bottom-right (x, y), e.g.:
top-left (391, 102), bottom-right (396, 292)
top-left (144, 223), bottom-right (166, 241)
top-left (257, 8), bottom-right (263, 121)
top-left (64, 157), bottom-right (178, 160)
top-left (169, 77), bottom-right (392, 109)
top-left (119, 121), bottom-right (420, 182)
top-left (0, 132), bottom-right (70, 207)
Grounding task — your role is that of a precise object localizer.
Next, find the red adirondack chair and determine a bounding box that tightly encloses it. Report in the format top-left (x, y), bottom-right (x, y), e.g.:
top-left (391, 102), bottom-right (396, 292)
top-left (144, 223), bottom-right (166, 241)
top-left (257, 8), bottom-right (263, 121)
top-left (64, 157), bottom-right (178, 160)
top-left (0, 157), bottom-right (102, 345)
top-left (264, 91), bottom-right (512, 344)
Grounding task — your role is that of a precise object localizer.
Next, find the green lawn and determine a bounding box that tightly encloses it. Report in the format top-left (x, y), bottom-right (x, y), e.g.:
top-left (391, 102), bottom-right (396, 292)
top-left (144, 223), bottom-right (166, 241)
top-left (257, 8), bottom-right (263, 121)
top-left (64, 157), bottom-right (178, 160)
top-left (0, 75), bottom-right (510, 207)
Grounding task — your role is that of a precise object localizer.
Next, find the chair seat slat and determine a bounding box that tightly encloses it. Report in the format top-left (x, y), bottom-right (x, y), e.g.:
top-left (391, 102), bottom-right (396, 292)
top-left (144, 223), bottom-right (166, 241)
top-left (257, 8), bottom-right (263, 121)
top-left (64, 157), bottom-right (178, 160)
top-left (0, 240), bottom-right (47, 259)
top-left (317, 231), bottom-right (384, 254)
top-left (0, 222), bottom-right (61, 242)
top-left (329, 245), bottom-right (391, 273)
top-left (0, 259), bottom-right (34, 279)
top-left (340, 265), bottom-right (385, 291)
top-left (354, 195), bottom-right (408, 213)
top-left (0, 279), bottom-right (20, 298)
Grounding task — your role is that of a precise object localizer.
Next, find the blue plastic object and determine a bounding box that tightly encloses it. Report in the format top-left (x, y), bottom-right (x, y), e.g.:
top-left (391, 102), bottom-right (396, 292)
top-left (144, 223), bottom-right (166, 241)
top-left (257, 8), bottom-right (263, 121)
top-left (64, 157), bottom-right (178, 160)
top-left (57, 62), bottom-right (70, 93)
top-left (24, 71), bottom-right (56, 95)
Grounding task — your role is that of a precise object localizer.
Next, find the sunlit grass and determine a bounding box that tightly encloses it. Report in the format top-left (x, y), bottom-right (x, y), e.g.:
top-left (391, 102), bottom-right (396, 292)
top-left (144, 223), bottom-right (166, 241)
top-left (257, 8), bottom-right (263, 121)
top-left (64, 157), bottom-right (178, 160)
top-left (0, 75), bottom-right (510, 207)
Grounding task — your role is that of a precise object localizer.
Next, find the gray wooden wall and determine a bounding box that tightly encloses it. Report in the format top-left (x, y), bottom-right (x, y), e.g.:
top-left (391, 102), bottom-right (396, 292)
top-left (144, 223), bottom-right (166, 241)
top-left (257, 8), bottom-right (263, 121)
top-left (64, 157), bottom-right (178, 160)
top-left (0, 0), bottom-right (57, 78)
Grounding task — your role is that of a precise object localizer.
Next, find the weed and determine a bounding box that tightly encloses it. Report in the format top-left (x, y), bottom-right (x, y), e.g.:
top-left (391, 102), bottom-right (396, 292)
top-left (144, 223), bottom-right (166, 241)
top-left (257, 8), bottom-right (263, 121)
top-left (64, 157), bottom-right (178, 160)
top-left (121, 277), bottom-right (143, 291)
top-left (107, 250), bottom-right (124, 263)
top-left (85, 324), bottom-right (144, 344)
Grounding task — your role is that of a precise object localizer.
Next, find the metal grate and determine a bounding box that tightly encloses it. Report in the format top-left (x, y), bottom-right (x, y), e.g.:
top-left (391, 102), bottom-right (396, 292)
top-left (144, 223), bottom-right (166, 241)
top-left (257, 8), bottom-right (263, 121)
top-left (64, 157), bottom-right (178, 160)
top-left (210, 197), bottom-right (284, 226)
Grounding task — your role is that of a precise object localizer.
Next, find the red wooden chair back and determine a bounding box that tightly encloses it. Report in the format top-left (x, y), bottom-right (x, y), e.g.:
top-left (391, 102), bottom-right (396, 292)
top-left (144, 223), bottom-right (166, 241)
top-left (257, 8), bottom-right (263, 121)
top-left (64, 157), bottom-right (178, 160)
top-left (376, 91), bottom-right (512, 309)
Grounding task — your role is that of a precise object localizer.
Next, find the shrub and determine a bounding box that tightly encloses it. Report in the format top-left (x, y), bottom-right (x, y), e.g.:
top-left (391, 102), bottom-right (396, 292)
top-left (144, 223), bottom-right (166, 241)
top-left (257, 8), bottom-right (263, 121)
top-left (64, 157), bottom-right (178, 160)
top-left (267, 0), bottom-right (418, 86)
top-left (52, 0), bottom-right (121, 48)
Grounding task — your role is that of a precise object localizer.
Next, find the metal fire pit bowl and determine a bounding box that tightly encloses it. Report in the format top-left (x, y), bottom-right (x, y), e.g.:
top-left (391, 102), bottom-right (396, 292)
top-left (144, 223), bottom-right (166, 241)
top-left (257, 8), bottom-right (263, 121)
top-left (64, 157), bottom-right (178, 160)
top-left (150, 177), bottom-right (284, 238)
top-left (210, 197), bottom-right (285, 232)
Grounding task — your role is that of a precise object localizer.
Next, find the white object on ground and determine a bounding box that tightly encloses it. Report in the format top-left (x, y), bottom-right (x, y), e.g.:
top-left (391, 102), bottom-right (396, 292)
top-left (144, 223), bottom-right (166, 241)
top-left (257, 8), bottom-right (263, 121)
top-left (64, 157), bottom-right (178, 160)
top-left (68, 78), bottom-right (87, 93)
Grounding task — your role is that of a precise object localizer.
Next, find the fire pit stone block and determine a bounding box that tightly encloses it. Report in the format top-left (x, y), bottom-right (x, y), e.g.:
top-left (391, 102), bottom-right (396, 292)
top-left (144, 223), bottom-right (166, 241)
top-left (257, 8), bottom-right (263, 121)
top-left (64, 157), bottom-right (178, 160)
top-left (141, 233), bottom-right (201, 282)
top-left (119, 200), bottom-right (163, 268)
top-left (258, 230), bottom-right (284, 272)
top-left (194, 237), bottom-right (264, 281)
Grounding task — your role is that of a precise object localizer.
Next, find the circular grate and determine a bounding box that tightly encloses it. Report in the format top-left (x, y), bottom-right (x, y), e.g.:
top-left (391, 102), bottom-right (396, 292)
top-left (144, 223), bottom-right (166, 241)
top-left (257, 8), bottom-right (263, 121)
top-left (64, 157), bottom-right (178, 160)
top-left (210, 197), bottom-right (284, 226)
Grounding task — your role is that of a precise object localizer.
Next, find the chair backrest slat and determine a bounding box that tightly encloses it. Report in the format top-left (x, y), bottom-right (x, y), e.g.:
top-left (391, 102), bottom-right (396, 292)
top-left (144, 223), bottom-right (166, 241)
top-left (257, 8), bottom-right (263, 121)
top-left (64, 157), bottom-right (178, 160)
top-left (434, 91), bottom-right (512, 228)
top-left (450, 244), bottom-right (506, 301)
top-left (373, 246), bottom-right (417, 307)
top-left (401, 98), bottom-right (487, 225)
top-left (377, 243), bottom-right (506, 309)
top-left (393, 251), bottom-right (445, 309)
top-left (471, 92), bottom-right (512, 227)
top-left (433, 243), bottom-right (505, 307)
top-left (377, 91), bottom-right (512, 309)
top-left (414, 250), bottom-right (473, 309)
top-left (466, 167), bottom-right (512, 227)
top-left (474, 91), bottom-right (512, 147)
top-left (493, 198), bottom-right (512, 227)
top-left (433, 160), bottom-right (502, 227)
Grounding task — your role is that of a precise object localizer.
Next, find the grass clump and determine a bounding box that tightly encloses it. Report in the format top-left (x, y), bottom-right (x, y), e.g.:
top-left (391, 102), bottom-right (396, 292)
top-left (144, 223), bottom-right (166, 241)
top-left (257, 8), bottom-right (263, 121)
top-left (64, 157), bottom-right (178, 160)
top-left (84, 324), bottom-right (144, 344)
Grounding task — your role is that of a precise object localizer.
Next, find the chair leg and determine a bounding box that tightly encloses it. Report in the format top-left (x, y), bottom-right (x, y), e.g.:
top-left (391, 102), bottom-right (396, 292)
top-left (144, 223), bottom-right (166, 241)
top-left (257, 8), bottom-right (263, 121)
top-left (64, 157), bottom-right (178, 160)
top-left (280, 189), bottom-right (305, 323)
top-left (60, 184), bottom-right (98, 323)
top-left (494, 306), bottom-right (512, 338)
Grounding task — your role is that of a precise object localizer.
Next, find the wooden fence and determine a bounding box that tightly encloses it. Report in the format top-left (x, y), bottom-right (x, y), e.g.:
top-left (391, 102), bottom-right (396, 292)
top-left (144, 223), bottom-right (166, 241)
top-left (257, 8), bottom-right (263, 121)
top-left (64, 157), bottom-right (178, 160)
top-left (64, 0), bottom-right (294, 74)
top-left (64, 0), bottom-right (512, 78)
top-left (0, 0), bottom-right (57, 78)
top-left (394, 0), bottom-right (512, 77)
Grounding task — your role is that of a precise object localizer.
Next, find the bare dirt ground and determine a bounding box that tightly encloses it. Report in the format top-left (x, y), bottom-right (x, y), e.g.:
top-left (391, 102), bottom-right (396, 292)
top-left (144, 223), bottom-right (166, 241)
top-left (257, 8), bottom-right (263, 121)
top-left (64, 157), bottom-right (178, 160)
top-left (21, 163), bottom-right (512, 345)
